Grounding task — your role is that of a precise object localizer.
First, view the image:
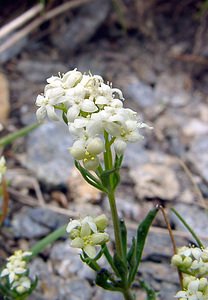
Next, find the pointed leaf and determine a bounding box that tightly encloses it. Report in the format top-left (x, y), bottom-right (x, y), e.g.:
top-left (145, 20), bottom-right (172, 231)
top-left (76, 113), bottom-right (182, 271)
top-left (127, 237), bottom-right (136, 268)
top-left (113, 253), bottom-right (127, 281)
top-left (120, 219), bottom-right (127, 258)
top-left (140, 280), bottom-right (157, 300)
top-left (128, 207), bottom-right (158, 284)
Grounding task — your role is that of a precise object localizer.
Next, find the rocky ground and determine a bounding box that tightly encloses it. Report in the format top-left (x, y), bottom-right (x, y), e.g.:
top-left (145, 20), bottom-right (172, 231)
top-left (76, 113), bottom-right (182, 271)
top-left (0, 0), bottom-right (208, 299)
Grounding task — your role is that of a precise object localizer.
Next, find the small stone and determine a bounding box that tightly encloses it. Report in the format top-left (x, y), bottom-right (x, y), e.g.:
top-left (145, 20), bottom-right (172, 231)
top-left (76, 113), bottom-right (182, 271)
top-left (123, 75), bottom-right (156, 108)
top-left (68, 168), bottom-right (102, 204)
top-left (130, 163), bottom-right (180, 201)
top-left (155, 72), bottom-right (192, 107)
top-left (182, 119), bottom-right (208, 137)
top-left (50, 241), bottom-right (95, 280)
top-left (21, 122), bottom-right (73, 186)
top-left (0, 73), bottom-right (10, 123)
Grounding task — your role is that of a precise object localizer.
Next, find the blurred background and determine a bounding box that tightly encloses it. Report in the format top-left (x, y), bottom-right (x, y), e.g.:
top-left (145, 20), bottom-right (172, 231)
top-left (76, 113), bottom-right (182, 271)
top-left (0, 0), bottom-right (208, 299)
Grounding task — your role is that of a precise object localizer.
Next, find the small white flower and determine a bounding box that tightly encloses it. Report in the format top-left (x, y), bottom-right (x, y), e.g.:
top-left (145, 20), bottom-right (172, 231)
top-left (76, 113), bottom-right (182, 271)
top-left (36, 94), bottom-right (59, 122)
top-left (66, 215), bottom-right (109, 258)
top-left (12, 276), bottom-right (31, 294)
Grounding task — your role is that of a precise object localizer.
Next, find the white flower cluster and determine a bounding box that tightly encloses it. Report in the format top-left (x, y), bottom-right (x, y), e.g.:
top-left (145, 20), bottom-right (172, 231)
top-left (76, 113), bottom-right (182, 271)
top-left (66, 214), bottom-right (109, 258)
top-left (36, 69), bottom-right (148, 170)
top-left (0, 250), bottom-right (32, 294)
top-left (172, 246), bottom-right (208, 277)
top-left (0, 156), bottom-right (6, 184)
top-left (172, 246), bottom-right (208, 300)
top-left (175, 276), bottom-right (208, 300)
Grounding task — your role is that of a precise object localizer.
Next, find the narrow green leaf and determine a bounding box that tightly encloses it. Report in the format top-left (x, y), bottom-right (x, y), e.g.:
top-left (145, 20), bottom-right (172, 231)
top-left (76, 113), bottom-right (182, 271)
top-left (120, 219), bottom-right (127, 258)
top-left (0, 123), bottom-right (39, 148)
top-left (127, 237), bottom-right (136, 268)
top-left (75, 160), bottom-right (107, 192)
top-left (140, 280), bottom-right (157, 300)
top-left (96, 269), bottom-right (122, 292)
top-left (113, 253), bottom-right (127, 281)
top-left (128, 207), bottom-right (158, 285)
top-left (171, 208), bottom-right (204, 249)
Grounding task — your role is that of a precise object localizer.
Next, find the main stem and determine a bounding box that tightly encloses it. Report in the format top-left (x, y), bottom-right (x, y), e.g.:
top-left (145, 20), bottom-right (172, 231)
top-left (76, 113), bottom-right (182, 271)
top-left (108, 191), bottom-right (123, 258)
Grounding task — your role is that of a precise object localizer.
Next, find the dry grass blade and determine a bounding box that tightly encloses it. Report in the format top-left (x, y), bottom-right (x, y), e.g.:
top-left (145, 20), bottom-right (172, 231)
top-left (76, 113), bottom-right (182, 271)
top-left (0, 0), bottom-right (93, 55)
top-left (0, 177), bottom-right (9, 225)
top-left (0, 4), bottom-right (43, 40)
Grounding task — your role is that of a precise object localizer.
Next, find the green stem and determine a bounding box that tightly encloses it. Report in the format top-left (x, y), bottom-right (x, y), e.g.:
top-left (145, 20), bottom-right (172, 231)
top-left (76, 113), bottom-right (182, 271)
top-left (30, 224), bottom-right (67, 258)
top-left (171, 208), bottom-right (204, 249)
top-left (108, 191), bottom-right (123, 258)
top-left (123, 289), bottom-right (135, 300)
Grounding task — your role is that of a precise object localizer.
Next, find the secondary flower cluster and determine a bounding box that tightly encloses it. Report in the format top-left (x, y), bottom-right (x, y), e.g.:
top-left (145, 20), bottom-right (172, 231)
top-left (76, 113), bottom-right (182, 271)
top-left (36, 69), bottom-right (148, 170)
top-left (0, 156), bottom-right (6, 184)
top-left (0, 250), bottom-right (32, 294)
top-left (66, 214), bottom-right (109, 258)
top-left (172, 246), bottom-right (208, 300)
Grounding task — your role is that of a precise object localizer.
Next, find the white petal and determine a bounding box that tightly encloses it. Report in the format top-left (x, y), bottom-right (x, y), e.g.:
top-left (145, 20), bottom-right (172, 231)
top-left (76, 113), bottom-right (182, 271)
top-left (81, 100), bottom-right (98, 113)
top-left (36, 106), bottom-right (46, 122)
top-left (84, 245), bottom-right (97, 258)
top-left (175, 291), bottom-right (187, 298)
top-left (46, 105), bottom-right (59, 121)
top-left (114, 139), bottom-right (127, 155)
top-left (66, 220), bottom-right (81, 233)
top-left (82, 217), bottom-right (97, 232)
top-left (0, 268), bottom-right (9, 277)
top-left (71, 237), bottom-right (84, 248)
top-left (67, 105), bottom-right (80, 122)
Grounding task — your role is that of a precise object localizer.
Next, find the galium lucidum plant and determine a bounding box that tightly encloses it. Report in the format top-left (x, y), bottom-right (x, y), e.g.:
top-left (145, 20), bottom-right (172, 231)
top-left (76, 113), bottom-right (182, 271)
top-left (35, 69), bottom-right (158, 300)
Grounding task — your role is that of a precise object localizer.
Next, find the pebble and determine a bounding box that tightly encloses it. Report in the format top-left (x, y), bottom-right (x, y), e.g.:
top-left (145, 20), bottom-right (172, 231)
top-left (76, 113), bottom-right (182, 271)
top-left (130, 163), bottom-right (180, 201)
top-left (22, 122), bottom-right (74, 186)
top-left (155, 72), bottom-right (192, 107)
top-left (68, 167), bottom-right (102, 204)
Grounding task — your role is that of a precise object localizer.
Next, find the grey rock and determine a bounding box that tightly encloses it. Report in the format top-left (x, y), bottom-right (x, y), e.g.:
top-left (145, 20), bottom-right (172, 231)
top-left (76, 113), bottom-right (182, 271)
top-left (11, 208), bottom-right (50, 238)
top-left (93, 289), bottom-right (123, 300)
top-left (17, 60), bottom-right (67, 83)
top-left (130, 163), bottom-right (180, 201)
top-left (11, 207), bottom-right (68, 238)
top-left (188, 134), bottom-right (208, 182)
top-left (50, 241), bottom-right (95, 280)
top-left (28, 207), bottom-right (69, 230)
top-left (0, 37), bottom-right (28, 63)
top-left (52, 0), bottom-right (110, 52)
top-left (22, 122), bottom-right (73, 186)
top-left (155, 72), bottom-right (192, 107)
top-left (123, 76), bottom-right (156, 108)
top-left (59, 279), bottom-right (93, 300)
top-left (171, 203), bottom-right (208, 237)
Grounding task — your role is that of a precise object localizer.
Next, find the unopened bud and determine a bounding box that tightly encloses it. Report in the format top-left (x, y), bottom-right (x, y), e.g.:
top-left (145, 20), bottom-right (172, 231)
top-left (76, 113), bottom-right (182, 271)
top-left (94, 214), bottom-right (108, 231)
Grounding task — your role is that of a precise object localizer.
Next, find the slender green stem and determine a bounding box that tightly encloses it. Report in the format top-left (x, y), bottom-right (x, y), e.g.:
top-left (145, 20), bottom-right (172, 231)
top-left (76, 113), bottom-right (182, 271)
top-left (30, 224), bottom-right (67, 258)
top-left (102, 245), bottom-right (120, 276)
top-left (108, 191), bottom-right (123, 258)
top-left (171, 208), bottom-right (204, 248)
top-left (123, 289), bottom-right (135, 300)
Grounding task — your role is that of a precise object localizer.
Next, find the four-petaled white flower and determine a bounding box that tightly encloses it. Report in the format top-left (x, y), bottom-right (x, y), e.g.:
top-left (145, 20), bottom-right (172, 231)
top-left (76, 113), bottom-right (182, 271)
top-left (66, 215), bottom-right (109, 258)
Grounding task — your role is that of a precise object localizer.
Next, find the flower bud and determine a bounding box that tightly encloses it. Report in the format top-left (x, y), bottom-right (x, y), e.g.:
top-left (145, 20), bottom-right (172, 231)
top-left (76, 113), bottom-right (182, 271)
top-left (171, 254), bottom-right (183, 266)
top-left (91, 232), bottom-right (109, 245)
top-left (83, 156), bottom-right (99, 171)
top-left (199, 277), bottom-right (207, 291)
top-left (94, 214), bottom-right (108, 231)
top-left (86, 137), bottom-right (104, 155)
top-left (16, 286), bottom-right (26, 294)
top-left (183, 257), bottom-right (192, 268)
